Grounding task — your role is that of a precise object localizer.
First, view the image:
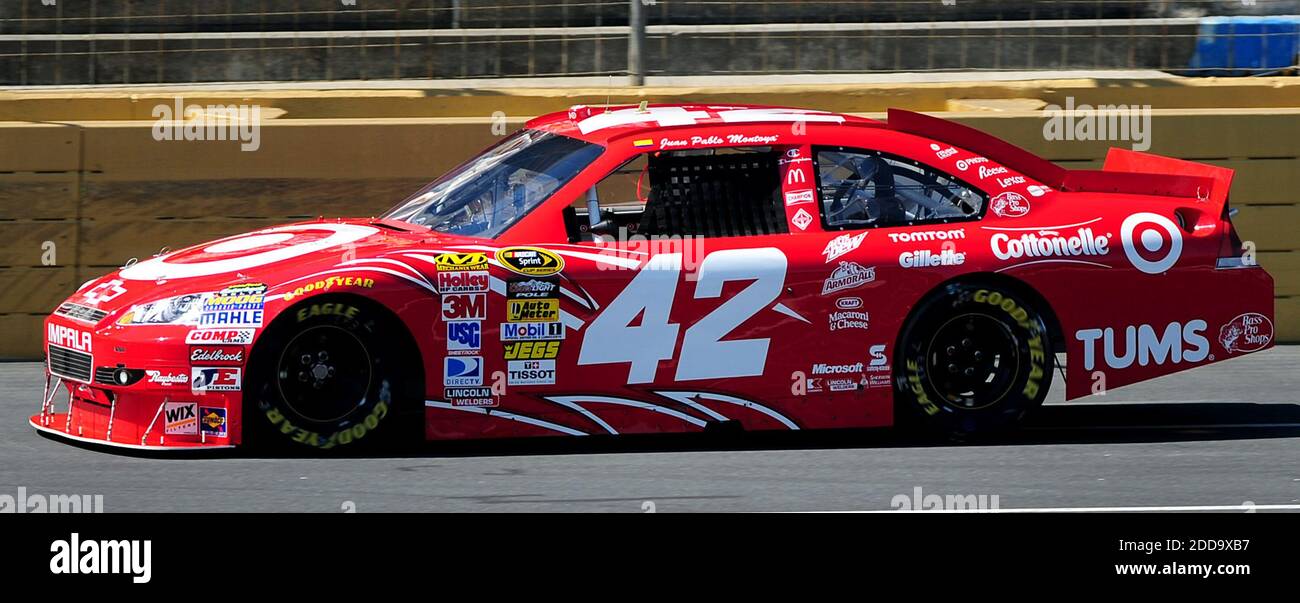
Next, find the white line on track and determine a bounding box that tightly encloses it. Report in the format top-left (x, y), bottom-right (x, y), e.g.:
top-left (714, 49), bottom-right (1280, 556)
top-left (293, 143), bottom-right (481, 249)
top-left (820, 504), bottom-right (1300, 513)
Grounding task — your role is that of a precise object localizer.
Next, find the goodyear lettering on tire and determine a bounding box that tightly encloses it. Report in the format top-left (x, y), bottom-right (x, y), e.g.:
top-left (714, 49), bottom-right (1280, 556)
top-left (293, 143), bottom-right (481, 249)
top-left (973, 289), bottom-right (1046, 399)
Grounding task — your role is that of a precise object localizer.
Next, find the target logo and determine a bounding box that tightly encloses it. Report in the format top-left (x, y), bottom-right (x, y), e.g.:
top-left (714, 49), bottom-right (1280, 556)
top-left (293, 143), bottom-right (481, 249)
top-left (119, 223), bottom-right (377, 281)
top-left (1120, 213), bottom-right (1182, 275)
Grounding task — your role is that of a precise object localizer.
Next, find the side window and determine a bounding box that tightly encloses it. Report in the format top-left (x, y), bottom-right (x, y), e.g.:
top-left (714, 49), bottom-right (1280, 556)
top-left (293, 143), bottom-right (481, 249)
top-left (814, 147), bottom-right (984, 230)
top-left (567, 146), bottom-right (788, 241)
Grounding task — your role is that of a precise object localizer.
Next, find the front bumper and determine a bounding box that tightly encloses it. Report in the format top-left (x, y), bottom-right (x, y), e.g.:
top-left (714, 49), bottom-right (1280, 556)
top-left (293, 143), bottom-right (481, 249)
top-left (32, 316), bottom-right (242, 450)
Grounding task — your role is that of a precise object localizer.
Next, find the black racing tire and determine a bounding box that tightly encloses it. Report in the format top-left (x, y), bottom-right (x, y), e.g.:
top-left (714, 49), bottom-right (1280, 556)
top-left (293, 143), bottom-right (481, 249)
top-left (244, 297), bottom-right (422, 452)
top-left (893, 282), bottom-right (1053, 438)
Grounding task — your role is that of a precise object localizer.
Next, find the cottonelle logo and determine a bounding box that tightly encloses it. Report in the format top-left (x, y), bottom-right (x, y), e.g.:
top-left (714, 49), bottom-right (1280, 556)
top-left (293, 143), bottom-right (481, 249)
top-left (989, 227), bottom-right (1111, 264)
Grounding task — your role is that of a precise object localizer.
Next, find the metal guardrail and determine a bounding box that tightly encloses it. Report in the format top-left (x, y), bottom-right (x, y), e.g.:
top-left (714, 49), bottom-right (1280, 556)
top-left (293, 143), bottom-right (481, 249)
top-left (1, 2), bottom-right (1296, 84)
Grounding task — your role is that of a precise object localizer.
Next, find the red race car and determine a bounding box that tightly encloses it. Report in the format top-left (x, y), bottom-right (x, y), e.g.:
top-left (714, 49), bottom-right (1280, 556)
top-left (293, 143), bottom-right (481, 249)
top-left (33, 104), bottom-right (1274, 450)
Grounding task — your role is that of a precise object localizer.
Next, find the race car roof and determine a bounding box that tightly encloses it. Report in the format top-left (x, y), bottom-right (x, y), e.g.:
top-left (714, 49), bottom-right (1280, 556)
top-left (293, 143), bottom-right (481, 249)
top-left (524, 103), bottom-right (883, 144)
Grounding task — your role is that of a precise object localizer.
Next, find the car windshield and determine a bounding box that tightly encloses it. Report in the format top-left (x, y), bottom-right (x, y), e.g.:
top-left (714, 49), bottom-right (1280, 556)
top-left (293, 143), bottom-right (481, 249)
top-left (384, 129), bottom-right (603, 238)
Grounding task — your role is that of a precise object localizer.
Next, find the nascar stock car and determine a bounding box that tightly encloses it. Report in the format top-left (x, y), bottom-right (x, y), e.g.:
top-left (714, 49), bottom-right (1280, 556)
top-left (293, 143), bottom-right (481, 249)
top-left (33, 104), bottom-right (1274, 451)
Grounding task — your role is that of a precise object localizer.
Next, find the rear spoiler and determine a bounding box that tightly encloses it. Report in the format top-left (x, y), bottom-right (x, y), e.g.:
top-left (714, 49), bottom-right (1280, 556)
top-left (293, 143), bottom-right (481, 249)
top-left (887, 109), bottom-right (1231, 208)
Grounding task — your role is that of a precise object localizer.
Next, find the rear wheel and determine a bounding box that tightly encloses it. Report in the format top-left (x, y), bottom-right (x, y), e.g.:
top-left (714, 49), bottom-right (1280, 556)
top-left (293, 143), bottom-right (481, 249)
top-left (245, 298), bottom-right (421, 451)
top-left (894, 283), bottom-right (1053, 437)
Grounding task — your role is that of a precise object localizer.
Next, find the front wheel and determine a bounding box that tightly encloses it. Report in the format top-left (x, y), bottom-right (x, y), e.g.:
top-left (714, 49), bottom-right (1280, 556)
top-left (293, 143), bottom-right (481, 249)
top-left (245, 299), bottom-right (421, 451)
top-left (894, 283), bottom-right (1053, 437)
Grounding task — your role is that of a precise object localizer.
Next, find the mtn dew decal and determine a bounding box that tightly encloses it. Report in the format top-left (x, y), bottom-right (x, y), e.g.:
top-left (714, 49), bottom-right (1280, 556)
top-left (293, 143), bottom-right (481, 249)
top-left (497, 247), bottom-right (565, 277)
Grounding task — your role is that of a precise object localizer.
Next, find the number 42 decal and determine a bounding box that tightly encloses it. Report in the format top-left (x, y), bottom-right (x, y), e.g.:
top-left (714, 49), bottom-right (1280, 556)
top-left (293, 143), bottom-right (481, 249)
top-left (577, 248), bottom-right (787, 384)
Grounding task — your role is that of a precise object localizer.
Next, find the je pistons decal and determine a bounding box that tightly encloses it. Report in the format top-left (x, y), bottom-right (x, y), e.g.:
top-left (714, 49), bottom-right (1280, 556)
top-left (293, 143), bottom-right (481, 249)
top-left (497, 246), bottom-right (564, 277)
top-left (434, 252), bottom-right (489, 271)
top-left (507, 299), bottom-right (559, 322)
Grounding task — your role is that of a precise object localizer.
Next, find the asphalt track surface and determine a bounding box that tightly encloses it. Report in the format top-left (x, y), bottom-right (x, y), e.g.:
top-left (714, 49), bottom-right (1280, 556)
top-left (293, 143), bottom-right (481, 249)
top-left (2, 350), bottom-right (1298, 513)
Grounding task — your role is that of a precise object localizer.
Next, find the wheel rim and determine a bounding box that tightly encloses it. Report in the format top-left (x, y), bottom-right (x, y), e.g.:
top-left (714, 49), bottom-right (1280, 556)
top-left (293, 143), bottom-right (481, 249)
top-left (924, 312), bottom-right (1021, 410)
top-left (276, 325), bottom-right (373, 423)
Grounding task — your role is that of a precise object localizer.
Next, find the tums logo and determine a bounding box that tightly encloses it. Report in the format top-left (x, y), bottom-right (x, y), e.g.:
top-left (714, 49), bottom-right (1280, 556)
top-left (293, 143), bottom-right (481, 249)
top-left (1075, 320), bottom-right (1209, 370)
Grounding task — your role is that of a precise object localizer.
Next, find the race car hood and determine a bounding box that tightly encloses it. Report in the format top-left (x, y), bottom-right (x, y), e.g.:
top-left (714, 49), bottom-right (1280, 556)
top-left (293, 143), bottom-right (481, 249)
top-left (66, 218), bottom-right (473, 319)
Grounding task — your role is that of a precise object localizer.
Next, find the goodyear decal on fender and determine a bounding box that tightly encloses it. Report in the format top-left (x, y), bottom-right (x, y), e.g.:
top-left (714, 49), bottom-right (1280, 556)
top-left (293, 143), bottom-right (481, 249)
top-left (497, 247), bottom-right (564, 277)
top-left (434, 252), bottom-right (489, 272)
top-left (507, 299), bottom-right (559, 322)
top-left (283, 275), bottom-right (375, 302)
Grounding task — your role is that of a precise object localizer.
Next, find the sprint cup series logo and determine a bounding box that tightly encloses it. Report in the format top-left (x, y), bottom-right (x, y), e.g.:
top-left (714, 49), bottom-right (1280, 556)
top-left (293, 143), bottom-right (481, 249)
top-left (497, 247), bottom-right (564, 277)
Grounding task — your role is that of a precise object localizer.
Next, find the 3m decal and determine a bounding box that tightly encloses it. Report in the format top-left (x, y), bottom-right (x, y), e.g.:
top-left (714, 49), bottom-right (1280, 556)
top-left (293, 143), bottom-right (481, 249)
top-left (442, 294), bottom-right (487, 321)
